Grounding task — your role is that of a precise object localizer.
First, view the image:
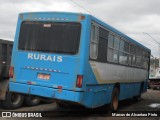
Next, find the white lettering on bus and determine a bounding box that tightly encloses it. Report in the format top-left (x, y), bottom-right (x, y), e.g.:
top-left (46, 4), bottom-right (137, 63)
top-left (34, 54), bottom-right (39, 60)
top-left (53, 56), bottom-right (56, 61)
top-left (28, 53), bottom-right (33, 59)
top-left (57, 56), bottom-right (62, 62)
top-left (47, 55), bottom-right (53, 61)
top-left (27, 53), bottom-right (63, 62)
top-left (40, 54), bottom-right (46, 61)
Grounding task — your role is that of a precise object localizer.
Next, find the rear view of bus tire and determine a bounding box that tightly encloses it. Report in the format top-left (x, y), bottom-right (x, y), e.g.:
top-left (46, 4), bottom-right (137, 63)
top-left (1, 92), bottom-right (24, 109)
top-left (110, 87), bottom-right (119, 112)
top-left (24, 96), bottom-right (40, 107)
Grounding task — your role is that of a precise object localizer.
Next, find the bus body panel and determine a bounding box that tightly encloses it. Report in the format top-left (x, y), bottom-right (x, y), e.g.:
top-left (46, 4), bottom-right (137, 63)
top-left (90, 61), bottom-right (148, 84)
top-left (10, 12), bottom-right (94, 92)
top-left (12, 52), bottom-right (81, 90)
top-left (10, 80), bottom-right (144, 108)
top-left (10, 12), bottom-right (150, 108)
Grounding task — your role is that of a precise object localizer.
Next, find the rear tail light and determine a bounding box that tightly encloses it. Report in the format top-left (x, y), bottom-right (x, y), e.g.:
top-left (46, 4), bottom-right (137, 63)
top-left (58, 86), bottom-right (63, 89)
top-left (76, 75), bottom-right (83, 88)
top-left (9, 66), bottom-right (14, 78)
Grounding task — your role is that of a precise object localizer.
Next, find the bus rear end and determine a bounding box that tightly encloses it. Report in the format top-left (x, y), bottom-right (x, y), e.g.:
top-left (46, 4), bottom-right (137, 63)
top-left (9, 12), bottom-right (90, 105)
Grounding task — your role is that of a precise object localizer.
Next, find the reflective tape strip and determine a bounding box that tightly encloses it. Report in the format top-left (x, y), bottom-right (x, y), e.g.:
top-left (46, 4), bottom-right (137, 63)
top-left (24, 66), bottom-right (61, 73)
top-left (32, 18), bottom-right (69, 21)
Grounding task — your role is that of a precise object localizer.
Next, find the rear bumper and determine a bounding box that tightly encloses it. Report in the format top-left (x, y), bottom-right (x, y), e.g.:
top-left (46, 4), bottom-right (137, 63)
top-left (9, 82), bottom-right (83, 104)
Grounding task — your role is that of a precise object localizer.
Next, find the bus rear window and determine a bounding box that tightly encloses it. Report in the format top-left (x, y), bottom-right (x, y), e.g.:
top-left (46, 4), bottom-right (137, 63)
top-left (18, 22), bottom-right (81, 54)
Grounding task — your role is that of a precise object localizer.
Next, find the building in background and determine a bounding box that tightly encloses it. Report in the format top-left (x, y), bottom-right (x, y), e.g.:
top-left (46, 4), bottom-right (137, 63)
top-left (149, 56), bottom-right (160, 89)
top-left (150, 56), bottom-right (159, 78)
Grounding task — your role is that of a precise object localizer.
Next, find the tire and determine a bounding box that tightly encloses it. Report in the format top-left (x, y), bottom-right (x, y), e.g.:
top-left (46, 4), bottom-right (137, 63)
top-left (110, 87), bottom-right (119, 112)
top-left (24, 96), bottom-right (40, 107)
top-left (1, 92), bottom-right (24, 110)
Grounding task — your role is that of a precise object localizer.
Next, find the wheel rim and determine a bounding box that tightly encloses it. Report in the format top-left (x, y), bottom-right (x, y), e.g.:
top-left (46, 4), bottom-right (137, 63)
top-left (11, 93), bottom-right (22, 105)
top-left (113, 93), bottom-right (118, 110)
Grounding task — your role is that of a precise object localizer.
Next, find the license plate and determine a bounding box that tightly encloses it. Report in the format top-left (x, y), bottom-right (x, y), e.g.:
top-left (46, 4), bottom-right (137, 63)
top-left (37, 73), bottom-right (50, 80)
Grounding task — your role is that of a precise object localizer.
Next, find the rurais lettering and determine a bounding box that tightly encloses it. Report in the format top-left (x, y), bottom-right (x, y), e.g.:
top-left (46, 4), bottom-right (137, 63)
top-left (28, 53), bottom-right (62, 62)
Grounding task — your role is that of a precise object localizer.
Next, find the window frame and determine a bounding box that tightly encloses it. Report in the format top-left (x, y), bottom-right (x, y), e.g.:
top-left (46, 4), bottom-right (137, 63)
top-left (90, 23), bottom-right (99, 60)
top-left (107, 33), bottom-right (120, 63)
top-left (18, 21), bottom-right (81, 55)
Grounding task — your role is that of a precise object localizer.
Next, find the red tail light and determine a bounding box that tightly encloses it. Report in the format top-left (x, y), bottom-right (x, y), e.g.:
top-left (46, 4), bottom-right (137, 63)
top-left (9, 66), bottom-right (14, 78)
top-left (58, 86), bottom-right (63, 89)
top-left (76, 75), bottom-right (83, 88)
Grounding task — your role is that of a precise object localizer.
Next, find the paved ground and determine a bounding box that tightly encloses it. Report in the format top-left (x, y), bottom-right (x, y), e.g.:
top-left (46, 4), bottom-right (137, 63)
top-left (0, 89), bottom-right (160, 120)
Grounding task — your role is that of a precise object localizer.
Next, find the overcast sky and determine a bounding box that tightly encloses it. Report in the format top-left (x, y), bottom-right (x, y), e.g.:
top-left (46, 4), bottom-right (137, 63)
top-left (0, 0), bottom-right (160, 57)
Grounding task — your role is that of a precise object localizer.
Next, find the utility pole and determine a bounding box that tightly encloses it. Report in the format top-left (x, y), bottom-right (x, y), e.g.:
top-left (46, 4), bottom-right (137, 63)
top-left (143, 32), bottom-right (160, 67)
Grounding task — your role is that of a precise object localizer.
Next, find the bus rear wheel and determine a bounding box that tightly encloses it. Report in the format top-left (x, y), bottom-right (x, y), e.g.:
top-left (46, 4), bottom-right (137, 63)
top-left (1, 92), bottom-right (24, 109)
top-left (24, 96), bottom-right (40, 107)
top-left (110, 87), bottom-right (119, 112)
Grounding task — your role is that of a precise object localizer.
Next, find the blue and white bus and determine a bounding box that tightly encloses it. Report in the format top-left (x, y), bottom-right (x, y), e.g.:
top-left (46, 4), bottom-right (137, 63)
top-left (9, 12), bottom-right (150, 111)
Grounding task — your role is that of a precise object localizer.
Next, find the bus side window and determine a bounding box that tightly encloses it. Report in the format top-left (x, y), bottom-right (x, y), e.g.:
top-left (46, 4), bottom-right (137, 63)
top-left (107, 34), bottom-right (114, 62)
top-left (108, 33), bottom-right (114, 48)
top-left (119, 52), bottom-right (128, 65)
top-left (119, 39), bottom-right (129, 65)
top-left (130, 44), bottom-right (136, 66)
top-left (90, 24), bottom-right (99, 59)
top-left (97, 27), bottom-right (108, 63)
top-left (136, 47), bottom-right (142, 67)
top-left (114, 36), bottom-right (120, 50)
top-left (107, 34), bottom-right (119, 63)
top-left (113, 36), bottom-right (119, 63)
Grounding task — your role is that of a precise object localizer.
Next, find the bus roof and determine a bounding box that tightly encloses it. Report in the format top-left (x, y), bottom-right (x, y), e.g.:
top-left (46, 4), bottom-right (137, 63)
top-left (20, 11), bottom-right (150, 52)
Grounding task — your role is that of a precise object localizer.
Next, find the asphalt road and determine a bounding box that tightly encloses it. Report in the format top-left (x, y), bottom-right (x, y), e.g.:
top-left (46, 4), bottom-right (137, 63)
top-left (0, 89), bottom-right (160, 120)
